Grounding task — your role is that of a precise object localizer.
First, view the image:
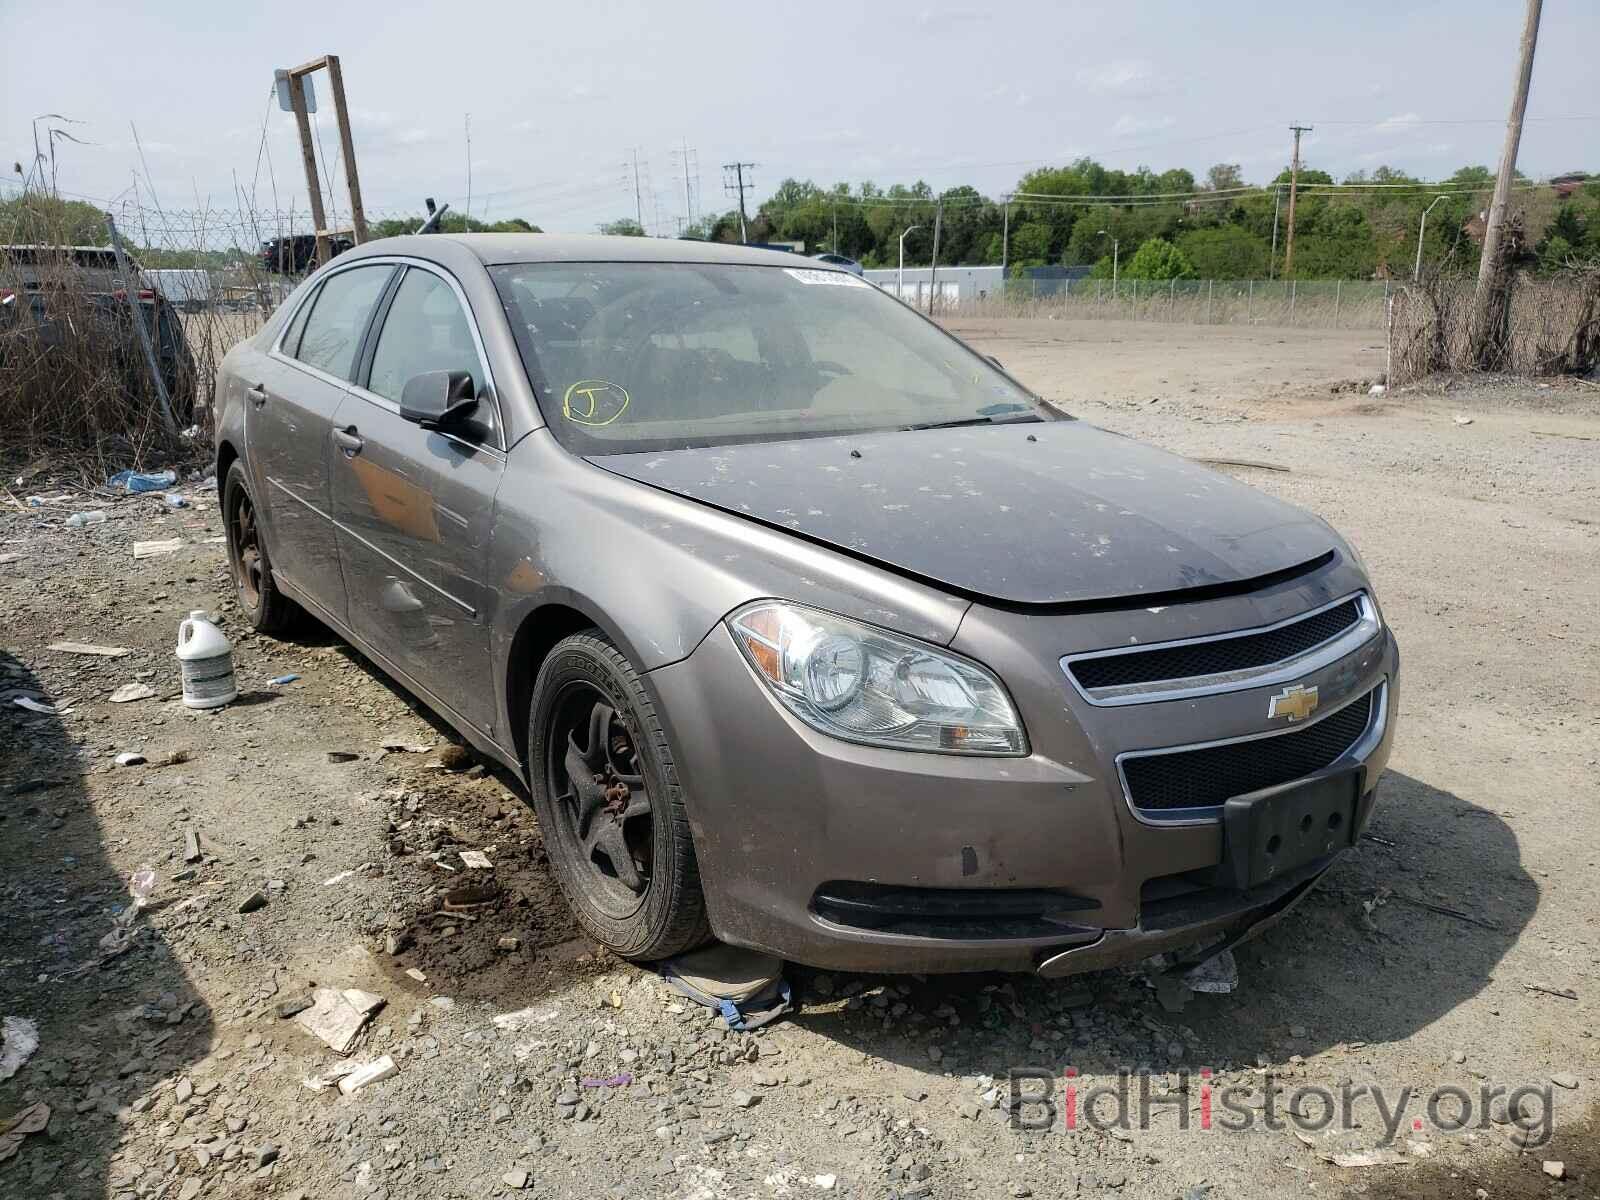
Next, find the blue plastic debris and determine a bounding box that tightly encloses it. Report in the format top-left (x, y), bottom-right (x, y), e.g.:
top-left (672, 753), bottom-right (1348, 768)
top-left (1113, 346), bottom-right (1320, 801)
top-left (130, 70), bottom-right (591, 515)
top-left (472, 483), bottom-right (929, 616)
top-left (108, 469), bottom-right (178, 494)
top-left (268, 674), bottom-right (300, 686)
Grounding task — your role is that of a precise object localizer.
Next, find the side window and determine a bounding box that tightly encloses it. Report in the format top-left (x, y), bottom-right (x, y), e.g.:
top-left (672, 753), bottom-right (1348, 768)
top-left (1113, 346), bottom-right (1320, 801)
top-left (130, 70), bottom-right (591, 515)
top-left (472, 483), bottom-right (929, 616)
top-left (278, 283), bottom-right (318, 357)
top-left (293, 265), bottom-right (392, 380)
top-left (367, 268), bottom-right (486, 404)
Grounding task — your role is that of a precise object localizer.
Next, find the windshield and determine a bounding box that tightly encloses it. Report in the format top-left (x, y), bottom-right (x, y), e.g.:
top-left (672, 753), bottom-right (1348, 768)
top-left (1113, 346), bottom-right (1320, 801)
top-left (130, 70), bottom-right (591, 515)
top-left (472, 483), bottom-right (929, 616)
top-left (489, 261), bottom-right (1053, 453)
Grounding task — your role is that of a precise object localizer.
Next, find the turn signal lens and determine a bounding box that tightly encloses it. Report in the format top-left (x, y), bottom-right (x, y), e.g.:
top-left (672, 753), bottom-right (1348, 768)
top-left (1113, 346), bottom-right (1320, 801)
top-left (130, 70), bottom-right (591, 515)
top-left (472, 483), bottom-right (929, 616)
top-left (728, 601), bottom-right (1027, 755)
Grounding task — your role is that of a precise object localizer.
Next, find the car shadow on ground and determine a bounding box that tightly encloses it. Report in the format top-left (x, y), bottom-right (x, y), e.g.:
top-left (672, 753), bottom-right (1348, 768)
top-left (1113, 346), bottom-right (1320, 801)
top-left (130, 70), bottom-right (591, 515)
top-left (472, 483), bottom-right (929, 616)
top-left (786, 771), bottom-right (1537, 1082)
top-left (0, 651), bottom-right (215, 1199)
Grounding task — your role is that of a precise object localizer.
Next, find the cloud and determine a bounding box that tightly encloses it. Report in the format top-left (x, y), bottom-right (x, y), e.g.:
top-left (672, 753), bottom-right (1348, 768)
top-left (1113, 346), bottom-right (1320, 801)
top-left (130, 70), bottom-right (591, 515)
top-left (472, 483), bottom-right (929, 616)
top-left (1110, 113), bottom-right (1176, 138)
top-left (914, 8), bottom-right (991, 33)
top-left (1077, 59), bottom-right (1156, 95)
top-left (1373, 112), bottom-right (1423, 135)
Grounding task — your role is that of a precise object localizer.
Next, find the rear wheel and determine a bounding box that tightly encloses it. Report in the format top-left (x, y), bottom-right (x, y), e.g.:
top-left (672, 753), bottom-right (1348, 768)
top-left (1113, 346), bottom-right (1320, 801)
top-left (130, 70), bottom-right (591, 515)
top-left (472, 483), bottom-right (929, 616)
top-left (528, 632), bottom-right (710, 960)
top-left (223, 460), bottom-right (296, 635)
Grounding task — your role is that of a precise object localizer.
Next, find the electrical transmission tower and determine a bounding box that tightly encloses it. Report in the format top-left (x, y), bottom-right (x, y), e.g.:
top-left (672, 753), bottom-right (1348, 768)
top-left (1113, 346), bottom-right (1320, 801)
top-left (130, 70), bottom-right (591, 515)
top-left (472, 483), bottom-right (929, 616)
top-left (671, 139), bottom-right (700, 230)
top-left (723, 161), bottom-right (756, 243)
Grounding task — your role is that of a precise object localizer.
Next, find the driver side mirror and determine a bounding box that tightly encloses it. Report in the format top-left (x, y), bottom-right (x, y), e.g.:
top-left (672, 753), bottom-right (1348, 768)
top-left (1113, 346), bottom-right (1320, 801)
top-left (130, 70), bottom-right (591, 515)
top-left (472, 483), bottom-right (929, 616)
top-left (400, 369), bottom-right (478, 428)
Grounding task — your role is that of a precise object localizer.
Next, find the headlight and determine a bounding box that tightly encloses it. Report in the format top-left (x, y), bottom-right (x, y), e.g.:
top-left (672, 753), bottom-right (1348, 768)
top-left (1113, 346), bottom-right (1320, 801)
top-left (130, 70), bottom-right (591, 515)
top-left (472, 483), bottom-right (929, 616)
top-left (727, 601), bottom-right (1028, 755)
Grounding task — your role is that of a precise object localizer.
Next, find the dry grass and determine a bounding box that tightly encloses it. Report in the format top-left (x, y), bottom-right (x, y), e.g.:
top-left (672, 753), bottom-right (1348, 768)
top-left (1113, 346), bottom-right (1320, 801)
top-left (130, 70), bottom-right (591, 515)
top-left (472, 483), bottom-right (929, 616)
top-left (0, 187), bottom-right (282, 472)
top-left (950, 278), bottom-right (1392, 330)
top-left (1389, 267), bottom-right (1600, 384)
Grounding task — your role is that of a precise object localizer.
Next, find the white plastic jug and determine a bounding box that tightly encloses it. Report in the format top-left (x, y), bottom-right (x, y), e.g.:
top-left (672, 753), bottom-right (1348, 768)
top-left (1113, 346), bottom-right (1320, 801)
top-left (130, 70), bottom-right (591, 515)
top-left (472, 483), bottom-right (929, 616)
top-left (175, 610), bottom-right (237, 709)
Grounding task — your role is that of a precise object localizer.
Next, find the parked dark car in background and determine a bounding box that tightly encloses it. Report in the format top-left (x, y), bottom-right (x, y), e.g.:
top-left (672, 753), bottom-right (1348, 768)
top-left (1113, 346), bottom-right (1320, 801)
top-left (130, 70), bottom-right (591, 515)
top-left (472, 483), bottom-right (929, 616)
top-left (0, 243), bottom-right (196, 422)
top-left (259, 232), bottom-right (353, 277)
top-left (214, 234), bottom-right (1398, 974)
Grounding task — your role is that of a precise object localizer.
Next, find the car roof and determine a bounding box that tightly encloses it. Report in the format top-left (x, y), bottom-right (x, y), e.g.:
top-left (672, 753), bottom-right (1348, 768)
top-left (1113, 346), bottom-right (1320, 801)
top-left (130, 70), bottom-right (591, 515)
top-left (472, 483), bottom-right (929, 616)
top-left (340, 233), bottom-right (839, 271)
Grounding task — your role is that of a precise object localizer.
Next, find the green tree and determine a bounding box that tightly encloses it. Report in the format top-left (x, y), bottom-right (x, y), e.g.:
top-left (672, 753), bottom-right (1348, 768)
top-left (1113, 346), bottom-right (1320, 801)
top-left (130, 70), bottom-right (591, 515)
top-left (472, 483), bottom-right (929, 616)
top-left (1177, 225), bottom-right (1269, 277)
top-left (0, 192), bottom-right (109, 244)
top-left (1121, 237), bottom-right (1197, 280)
top-left (598, 218), bottom-right (646, 237)
top-left (1205, 163), bottom-right (1244, 192)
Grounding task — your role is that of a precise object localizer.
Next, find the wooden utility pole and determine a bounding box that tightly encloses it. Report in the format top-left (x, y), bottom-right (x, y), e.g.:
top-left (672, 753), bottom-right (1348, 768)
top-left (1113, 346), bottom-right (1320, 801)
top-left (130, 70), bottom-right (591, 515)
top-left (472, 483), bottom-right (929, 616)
top-left (280, 54), bottom-right (370, 266)
top-left (1282, 125), bottom-right (1312, 277)
top-left (1471, 0), bottom-right (1543, 356)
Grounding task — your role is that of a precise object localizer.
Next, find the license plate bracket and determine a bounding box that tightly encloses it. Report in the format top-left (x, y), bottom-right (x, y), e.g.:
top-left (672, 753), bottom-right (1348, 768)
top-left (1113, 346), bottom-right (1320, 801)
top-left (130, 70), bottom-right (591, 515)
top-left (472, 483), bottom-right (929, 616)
top-left (1220, 769), bottom-right (1360, 891)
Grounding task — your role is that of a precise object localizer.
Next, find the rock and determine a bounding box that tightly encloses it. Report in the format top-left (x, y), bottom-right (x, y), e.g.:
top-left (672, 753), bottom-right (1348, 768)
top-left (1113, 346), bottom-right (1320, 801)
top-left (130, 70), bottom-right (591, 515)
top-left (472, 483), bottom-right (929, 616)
top-left (503, 1169), bottom-right (531, 1189)
top-left (177, 1180), bottom-right (202, 1200)
top-left (174, 1077), bottom-right (193, 1103)
top-left (115, 752), bottom-right (146, 767)
top-left (1059, 989), bottom-right (1094, 1009)
top-left (183, 830), bottom-right (201, 863)
top-left (274, 995), bottom-right (313, 1019)
top-left (1551, 1073), bottom-right (1579, 1089)
top-left (1542, 1161), bottom-right (1565, 1180)
top-left (956, 1102), bottom-right (981, 1121)
top-left (384, 931), bottom-right (411, 957)
top-left (238, 891), bottom-right (268, 914)
top-left (492, 1102), bottom-right (513, 1123)
top-left (497, 935), bottom-right (521, 952)
top-left (254, 1144), bottom-right (280, 1168)
top-left (731, 1089), bottom-right (759, 1108)
top-left (812, 1175), bottom-right (837, 1190)
top-left (1450, 1049), bottom-right (1466, 1064)
top-left (927, 1045), bottom-right (943, 1063)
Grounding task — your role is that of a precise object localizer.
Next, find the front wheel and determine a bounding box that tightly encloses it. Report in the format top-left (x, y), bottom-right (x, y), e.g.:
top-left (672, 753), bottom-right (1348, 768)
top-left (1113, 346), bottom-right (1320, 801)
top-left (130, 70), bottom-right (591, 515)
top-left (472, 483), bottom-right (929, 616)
top-left (527, 632), bottom-right (710, 960)
top-left (223, 460), bottom-right (297, 635)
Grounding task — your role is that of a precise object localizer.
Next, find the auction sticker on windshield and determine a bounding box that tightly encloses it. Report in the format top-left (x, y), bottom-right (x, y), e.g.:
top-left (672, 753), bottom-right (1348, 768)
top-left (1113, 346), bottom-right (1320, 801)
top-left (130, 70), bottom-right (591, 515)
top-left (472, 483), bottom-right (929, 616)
top-left (783, 268), bottom-right (869, 288)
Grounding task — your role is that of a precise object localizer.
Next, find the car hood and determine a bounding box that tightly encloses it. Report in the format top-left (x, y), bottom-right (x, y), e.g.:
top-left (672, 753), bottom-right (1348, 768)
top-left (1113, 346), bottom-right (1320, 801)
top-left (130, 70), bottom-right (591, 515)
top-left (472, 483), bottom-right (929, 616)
top-left (588, 422), bottom-right (1337, 607)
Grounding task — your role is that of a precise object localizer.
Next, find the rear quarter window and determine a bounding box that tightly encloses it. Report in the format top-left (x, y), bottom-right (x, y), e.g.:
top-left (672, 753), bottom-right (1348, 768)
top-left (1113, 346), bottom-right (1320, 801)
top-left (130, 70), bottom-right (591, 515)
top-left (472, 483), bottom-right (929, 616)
top-left (291, 264), bottom-right (392, 380)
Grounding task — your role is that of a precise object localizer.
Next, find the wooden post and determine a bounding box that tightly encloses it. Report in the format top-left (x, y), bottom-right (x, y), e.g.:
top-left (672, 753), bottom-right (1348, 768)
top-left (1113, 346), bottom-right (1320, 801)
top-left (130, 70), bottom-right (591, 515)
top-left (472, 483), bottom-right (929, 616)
top-left (1334, 279), bottom-right (1342, 328)
top-left (323, 55), bottom-right (368, 243)
top-left (287, 72), bottom-right (329, 265)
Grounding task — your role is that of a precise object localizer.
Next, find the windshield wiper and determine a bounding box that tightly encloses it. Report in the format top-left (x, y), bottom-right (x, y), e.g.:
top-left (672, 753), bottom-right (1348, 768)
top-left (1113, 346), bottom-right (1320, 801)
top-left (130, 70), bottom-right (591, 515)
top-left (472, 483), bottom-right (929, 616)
top-left (901, 413), bottom-right (1043, 432)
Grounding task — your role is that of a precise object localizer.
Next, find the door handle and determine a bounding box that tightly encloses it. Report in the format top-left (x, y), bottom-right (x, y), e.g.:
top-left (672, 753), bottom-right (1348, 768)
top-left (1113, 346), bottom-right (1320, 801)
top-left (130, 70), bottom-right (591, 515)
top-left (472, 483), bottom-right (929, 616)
top-left (246, 383), bottom-right (267, 407)
top-left (332, 425), bottom-right (364, 456)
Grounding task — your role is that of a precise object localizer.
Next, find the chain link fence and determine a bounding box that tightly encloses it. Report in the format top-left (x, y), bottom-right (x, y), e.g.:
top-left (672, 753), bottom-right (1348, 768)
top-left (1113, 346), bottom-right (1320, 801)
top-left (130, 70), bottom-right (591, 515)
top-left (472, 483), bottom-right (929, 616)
top-left (960, 277), bottom-right (1394, 330)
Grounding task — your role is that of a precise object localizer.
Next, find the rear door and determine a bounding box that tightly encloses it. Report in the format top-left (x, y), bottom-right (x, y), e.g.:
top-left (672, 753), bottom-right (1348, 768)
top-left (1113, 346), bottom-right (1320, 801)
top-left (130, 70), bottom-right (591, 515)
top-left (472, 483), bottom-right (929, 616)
top-left (246, 262), bottom-right (395, 622)
top-left (328, 263), bottom-right (506, 735)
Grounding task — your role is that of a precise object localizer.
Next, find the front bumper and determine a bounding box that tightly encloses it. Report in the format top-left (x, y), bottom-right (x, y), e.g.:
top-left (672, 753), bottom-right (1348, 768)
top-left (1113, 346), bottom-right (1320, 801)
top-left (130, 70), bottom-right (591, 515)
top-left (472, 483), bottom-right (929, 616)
top-left (647, 560), bottom-right (1399, 975)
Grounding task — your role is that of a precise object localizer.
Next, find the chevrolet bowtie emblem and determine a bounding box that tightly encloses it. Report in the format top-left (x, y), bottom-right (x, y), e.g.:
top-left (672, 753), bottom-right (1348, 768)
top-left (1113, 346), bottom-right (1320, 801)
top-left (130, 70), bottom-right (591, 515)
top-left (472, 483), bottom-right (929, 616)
top-left (1268, 683), bottom-right (1319, 722)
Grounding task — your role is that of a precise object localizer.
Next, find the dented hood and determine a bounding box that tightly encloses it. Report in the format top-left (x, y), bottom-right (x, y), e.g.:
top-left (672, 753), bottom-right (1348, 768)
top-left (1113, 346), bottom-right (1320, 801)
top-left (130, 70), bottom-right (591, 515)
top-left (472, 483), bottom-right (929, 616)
top-left (589, 422), bottom-right (1337, 607)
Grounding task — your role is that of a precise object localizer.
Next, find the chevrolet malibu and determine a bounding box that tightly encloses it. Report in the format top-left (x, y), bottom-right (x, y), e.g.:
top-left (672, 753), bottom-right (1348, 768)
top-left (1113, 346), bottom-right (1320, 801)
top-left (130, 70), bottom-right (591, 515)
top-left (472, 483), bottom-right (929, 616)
top-left (215, 235), bottom-right (1398, 975)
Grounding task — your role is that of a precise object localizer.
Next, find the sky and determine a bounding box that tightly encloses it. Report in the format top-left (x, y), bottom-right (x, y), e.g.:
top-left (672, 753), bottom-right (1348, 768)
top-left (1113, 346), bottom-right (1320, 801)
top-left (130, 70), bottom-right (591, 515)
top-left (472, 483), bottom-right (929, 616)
top-left (3, 0), bottom-right (1596, 245)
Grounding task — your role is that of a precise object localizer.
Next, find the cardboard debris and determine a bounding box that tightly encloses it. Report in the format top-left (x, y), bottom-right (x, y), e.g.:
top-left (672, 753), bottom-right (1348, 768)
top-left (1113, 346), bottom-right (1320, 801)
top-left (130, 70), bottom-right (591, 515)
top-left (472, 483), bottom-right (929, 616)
top-left (132, 537), bottom-right (184, 559)
top-left (47, 641), bottom-right (131, 657)
top-left (109, 682), bottom-right (158, 703)
top-left (1317, 1148), bottom-right (1411, 1168)
top-left (292, 987), bottom-right (387, 1055)
top-left (337, 1055), bottom-right (397, 1095)
top-left (459, 850), bottom-right (492, 869)
top-left (0, 1101), bottom-right (50, 1163)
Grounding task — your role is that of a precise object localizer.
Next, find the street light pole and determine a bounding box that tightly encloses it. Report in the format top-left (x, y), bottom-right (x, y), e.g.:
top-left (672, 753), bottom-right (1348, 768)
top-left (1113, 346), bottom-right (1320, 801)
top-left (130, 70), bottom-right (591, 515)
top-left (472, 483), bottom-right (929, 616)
top-left (1414, 194), bottom-right (1448, 282)
top-left (898, 225), bottom-right (921, 303)
top-left (1097, 230), bottom-right (1119, 298)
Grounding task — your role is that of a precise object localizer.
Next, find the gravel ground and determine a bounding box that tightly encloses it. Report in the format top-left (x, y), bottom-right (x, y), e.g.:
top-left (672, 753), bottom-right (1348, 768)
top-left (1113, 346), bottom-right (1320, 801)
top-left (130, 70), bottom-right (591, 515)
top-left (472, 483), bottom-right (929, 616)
top-left (2, 318), bottom-right (1597, 1200)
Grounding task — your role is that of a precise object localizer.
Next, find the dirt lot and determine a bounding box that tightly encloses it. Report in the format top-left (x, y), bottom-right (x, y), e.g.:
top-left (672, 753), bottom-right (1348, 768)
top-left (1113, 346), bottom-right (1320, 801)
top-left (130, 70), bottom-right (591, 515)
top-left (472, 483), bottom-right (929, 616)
top-left (3, 318), bottom-right (1597, 1200)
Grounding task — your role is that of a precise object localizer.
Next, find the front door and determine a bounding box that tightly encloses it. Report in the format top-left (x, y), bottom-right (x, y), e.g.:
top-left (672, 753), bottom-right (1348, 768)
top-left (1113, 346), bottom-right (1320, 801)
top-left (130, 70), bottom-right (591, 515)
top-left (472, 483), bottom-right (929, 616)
top-left (247, 263), bottom-right (395, 620)
top-left (328, 265), bottom-right (505, 736)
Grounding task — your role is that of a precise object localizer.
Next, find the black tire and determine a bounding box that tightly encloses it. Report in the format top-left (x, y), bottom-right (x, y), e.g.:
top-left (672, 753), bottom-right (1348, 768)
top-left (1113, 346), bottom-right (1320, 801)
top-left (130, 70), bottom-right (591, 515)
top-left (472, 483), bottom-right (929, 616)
top-left (223, 460), bottom-right (297, 635)
top-left (528, 631), bottom-right (710, 960)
